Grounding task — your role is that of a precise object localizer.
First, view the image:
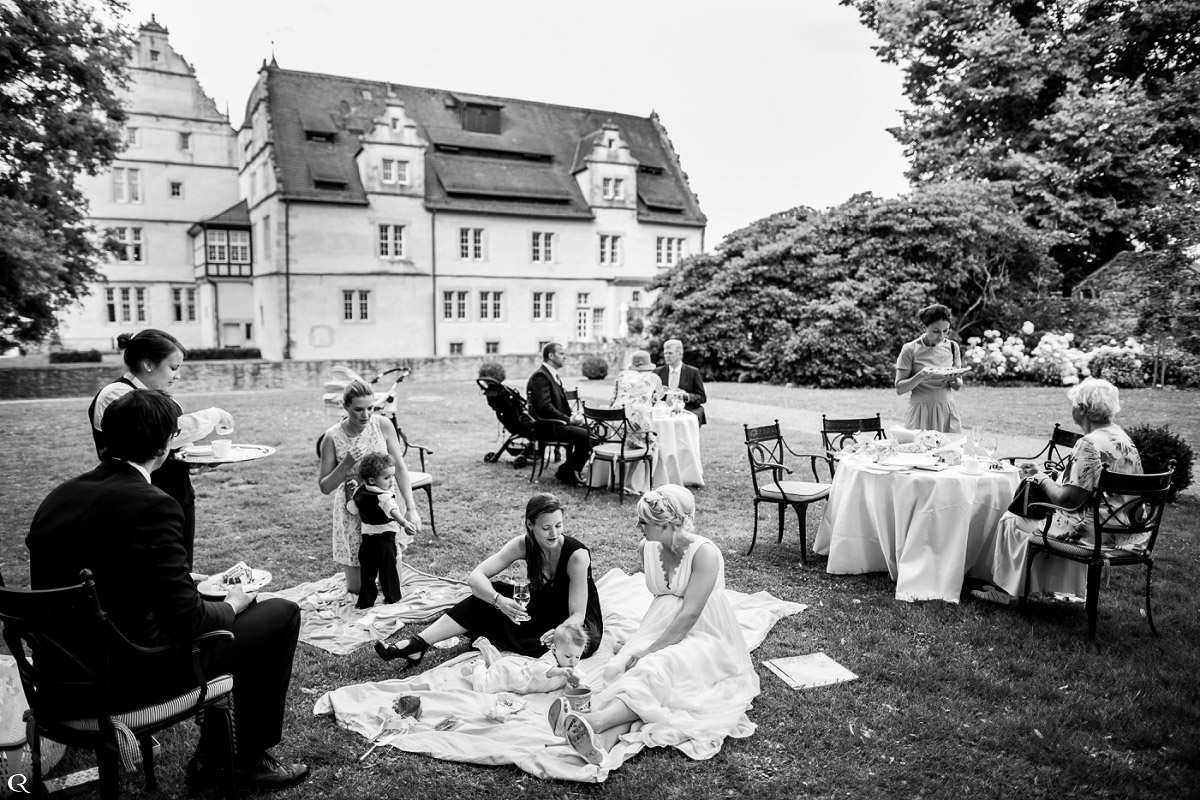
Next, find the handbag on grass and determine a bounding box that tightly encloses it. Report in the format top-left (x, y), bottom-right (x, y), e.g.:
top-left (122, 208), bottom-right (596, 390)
top-left (1007, 477), bottom-right (1054, 519)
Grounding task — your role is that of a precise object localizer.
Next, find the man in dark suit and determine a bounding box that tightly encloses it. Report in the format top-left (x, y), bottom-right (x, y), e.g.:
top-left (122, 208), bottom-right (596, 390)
top-left (527, 342), bottom-right (594, 485)
top-left (656, 338), bottom-right (708, 425)
top-left (26, 390), bottom-right (309, 794)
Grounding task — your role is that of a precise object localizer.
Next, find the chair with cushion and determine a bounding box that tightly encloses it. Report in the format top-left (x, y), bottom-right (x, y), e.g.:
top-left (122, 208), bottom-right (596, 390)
top-left (744, 421), bottom-right (834, 561)
top-left (0, 569), bottom-right (238, 800)
top-left (396, 426), bottom-right (437, 537)
top-left (583, 404), bottom-right (655, 503)
top-left (1022, 462), bottom-right (1174, 641)
top-left (1002, 423), bottom-right (1081, 475)
top-left (820, 414), bottom-right (886, 475)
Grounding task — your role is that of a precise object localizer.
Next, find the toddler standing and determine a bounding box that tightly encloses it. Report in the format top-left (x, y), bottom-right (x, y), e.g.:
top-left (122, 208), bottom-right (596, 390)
top-left (347, 452), bottom-right (416, 609)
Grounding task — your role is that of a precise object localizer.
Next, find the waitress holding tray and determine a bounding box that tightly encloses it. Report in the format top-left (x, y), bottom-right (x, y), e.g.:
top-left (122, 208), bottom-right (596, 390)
top-left (894, 303), bottom-right (964, 434)
top-left (89, 329), bottom-right (235, 571)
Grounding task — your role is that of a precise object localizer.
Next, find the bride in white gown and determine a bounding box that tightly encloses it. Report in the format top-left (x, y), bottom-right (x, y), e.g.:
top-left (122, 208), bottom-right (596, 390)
top-left (548, 485), bottom-right (759, 764)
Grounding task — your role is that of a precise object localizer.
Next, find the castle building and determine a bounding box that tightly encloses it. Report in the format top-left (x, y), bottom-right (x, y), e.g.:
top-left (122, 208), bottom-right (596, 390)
top-left (60, 20), bottom-right (706, 360)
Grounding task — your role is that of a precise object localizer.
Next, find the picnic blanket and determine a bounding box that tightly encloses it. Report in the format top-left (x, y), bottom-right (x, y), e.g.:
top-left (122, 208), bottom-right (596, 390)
top-left (313, 567), bottom-right (805, 782)
top-left (257, 563), bottom-right (470, 655)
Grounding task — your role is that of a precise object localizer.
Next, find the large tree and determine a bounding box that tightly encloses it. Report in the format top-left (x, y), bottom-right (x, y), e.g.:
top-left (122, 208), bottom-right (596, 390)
top-left (651, 182), bottom-right (1049, 387)
top-left (0, 0), bottom-right (131, 349)
top-left (842, 0), bottom-right (1200, 288)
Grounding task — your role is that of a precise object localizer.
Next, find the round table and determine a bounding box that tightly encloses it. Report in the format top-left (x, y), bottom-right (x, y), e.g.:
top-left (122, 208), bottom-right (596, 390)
top-left (813, 456), bottom-right (1019, 602)
top-left (649, 411), bottom-right (704, 487)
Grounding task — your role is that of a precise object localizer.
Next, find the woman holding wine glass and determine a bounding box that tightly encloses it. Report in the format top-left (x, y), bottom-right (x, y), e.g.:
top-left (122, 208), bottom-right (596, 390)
top-left (376, 493), bottom-right (603, 669)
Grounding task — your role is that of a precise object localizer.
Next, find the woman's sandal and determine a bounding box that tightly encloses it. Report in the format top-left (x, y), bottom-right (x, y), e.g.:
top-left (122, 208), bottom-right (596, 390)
top-left (374, 634), bottom-right (429, 667)
top-left (562, 712), bottom-right (606, 766)
top-left (547, 697), bottom-right (570, 737)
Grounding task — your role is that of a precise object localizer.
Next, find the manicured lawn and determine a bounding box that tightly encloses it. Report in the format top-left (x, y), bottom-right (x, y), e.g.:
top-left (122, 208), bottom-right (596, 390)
top-left (1, 381), bottom-right (1197, 799)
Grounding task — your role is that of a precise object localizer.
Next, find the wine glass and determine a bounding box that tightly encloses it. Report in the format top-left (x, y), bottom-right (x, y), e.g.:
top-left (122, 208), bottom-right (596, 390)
top-left (512, 580), bottom-right (531, 612)
top-left (970, 426), bottom-right (983, 456)
top-left (982, 435), bottom-right (998, 465)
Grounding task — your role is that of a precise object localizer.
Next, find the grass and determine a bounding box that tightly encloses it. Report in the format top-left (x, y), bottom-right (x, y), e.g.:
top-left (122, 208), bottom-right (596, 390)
top-left (1, 380), bottom-right (1198, 799)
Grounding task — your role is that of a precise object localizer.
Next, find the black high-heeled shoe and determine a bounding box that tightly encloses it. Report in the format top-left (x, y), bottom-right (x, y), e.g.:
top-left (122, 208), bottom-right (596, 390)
top-left (374, 634), bottom-right (429, 668)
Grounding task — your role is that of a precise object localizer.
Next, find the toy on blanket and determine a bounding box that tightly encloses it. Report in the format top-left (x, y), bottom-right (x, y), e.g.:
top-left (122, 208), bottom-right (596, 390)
top-left (465, 625), bottom-right (586, 695)
top-left (360, 696), bottom-right (423, 760)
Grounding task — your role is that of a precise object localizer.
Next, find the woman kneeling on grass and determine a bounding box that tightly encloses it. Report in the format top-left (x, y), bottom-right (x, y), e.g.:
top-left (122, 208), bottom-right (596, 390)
top-left (375, 493), bottom-right (603, 668)
top-left (547, 485), bottom-right (759, 766)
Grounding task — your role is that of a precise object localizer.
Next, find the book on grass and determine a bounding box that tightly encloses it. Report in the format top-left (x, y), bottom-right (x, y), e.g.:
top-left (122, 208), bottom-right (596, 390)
top-left (763, 652), bottom-right (857, 690)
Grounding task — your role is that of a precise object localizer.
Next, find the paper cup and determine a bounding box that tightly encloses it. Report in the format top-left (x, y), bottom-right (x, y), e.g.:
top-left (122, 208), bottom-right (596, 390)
top-left (211, 439), bottom-right (233, 459)
top-left (564, 686), bottom-right (592, 713)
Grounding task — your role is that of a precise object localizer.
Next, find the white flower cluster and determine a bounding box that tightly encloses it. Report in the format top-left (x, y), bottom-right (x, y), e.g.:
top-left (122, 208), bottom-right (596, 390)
top-left (963, 322), bottom-right (1150, 386)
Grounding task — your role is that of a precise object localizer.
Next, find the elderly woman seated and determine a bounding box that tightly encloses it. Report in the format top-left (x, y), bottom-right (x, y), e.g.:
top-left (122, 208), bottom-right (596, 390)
top-left (974, 378), bottom-right (1142, 605)
top-left (609, 350), bottom-right (665, 445)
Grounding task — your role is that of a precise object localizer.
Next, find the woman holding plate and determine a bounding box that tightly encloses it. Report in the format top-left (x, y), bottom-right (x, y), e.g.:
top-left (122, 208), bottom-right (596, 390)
top-left (894, 303), bottom-right (964, 434)
top-left (89, 329), bottom-right (235, 570)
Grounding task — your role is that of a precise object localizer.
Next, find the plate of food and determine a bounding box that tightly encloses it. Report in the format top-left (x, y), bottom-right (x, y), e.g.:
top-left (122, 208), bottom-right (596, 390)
top-left (196, 562), bottom-right (272, 597)
top-left (176, 443), bottom-right (276, 466)
top-left (926, 366), bottom-right (971, 377)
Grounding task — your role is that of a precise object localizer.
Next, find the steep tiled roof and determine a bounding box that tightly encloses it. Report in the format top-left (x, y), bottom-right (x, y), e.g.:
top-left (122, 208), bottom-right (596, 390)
top-left (263, 67), bottom-right (705, 225)
top-left (188, 200), bottom-right (250, 235)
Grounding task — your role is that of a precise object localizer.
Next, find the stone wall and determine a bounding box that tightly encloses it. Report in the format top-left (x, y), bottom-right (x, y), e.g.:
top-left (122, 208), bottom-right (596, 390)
top-left (0, 345), bottom-right (633, 399)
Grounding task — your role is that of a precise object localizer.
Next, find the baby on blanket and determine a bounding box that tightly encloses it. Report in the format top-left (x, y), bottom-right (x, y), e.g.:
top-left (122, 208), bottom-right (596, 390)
top-left (466, 622), bottom-right (587, 694)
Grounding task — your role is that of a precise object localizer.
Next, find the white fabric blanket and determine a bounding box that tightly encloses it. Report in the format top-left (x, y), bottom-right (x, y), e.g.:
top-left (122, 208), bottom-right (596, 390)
top-left (313, 568), bottom-right (805, 782)
top-left (258, 563), bottom-right (470, 655)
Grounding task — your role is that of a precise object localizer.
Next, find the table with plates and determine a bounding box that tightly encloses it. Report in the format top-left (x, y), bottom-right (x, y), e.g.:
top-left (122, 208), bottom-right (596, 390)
top-left (585, 409), bottom-right (704, 492)
top-left (813, 455), bottom-right (1019, 602)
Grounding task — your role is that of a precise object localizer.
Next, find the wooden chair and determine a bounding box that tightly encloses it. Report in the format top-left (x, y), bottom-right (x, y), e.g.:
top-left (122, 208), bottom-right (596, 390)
top-left (0, 570), bottom-right (238, 800)
top-left (1002, 423), bottom-right (1081, 475)
top-left (820, 413), bottom-right (886, 474)
top-left (1022, 462), bottom-right (1174, 641)
top-left (744, 421), bottom-right (833, 562)
top-left (583, 404), bottom-right (655, 503)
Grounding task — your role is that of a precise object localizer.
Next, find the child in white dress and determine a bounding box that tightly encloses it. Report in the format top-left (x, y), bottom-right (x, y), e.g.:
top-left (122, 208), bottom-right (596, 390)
top-left (466, 622), bottom-right (588, 694)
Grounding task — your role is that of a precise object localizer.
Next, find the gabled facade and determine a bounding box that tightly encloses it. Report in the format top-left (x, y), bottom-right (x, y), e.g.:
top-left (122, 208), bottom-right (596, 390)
top-left (58, 18), bottom-right (244, 351)
top-left (241, 65), bottom-right (706, 360)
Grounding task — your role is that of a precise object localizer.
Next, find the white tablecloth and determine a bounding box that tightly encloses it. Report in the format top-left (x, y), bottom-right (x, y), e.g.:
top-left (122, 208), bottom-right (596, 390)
top-left (586, 411), bottom-right (704, 493)
top-left (813, 457), bottom-right (1019, 602)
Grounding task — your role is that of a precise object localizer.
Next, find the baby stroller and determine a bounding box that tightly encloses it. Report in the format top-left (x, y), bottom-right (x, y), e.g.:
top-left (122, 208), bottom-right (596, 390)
top-left (476, 377), bottom-right (537, 468)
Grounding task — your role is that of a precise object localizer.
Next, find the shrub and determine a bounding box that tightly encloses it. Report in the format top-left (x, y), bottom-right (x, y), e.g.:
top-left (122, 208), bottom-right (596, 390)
top-left (478, 361), bottom-right (506, 382)
top-left (1088, 341), bottom-right (1148, 388)
top-left (1164, 351), bottom-right (1200, 388)
top-left (49, 349), bottom-right (102, 363)
top-left (186, 348), bottom-right (262, 361)
top-left (1126, 424), bottom-right (1194, 502)
top-left (580, 355), bottom-right (609, 380)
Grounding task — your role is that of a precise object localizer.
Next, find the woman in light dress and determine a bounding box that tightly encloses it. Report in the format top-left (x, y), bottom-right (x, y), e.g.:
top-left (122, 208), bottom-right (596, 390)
top-left (610, 349), bottom-right (665, 445)
top-left (894, 303), bottom-right (964, 433)
top-left (974, 378), bottom-right (1143, 605)
top-left (318, 379), bottom-right (421, 598)
top-left (547, 485), bottom-right (759, 765)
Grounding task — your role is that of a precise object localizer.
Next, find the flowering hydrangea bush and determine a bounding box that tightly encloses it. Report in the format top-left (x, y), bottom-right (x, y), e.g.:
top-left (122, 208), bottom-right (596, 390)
top-left (963, 323), bottom-right (1151, 387)
top-left (963, 329), bottom-right (1034, 381)
top-left (1088, 339), bottom-right (1148, 388)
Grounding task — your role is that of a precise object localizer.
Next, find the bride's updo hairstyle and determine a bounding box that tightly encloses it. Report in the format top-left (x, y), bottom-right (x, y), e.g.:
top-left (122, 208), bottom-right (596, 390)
top-left (637, 484), bottom-right (696, 536)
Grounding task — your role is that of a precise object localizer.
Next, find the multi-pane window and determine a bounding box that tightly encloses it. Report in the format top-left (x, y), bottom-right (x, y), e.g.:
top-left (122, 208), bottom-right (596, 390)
top-left (479, 291), bottom-right (504, 320)
top-left (111, 227), bottom-right (144, 262)
top-left (206, 230), bottom-right (228, 262)
top-left (113, 167), bottom-right (141, 203)
top-left (105, 287), bottom-right (146, 323)
top-left (229, 231), bottom-right (250, 263)
top-left (342, 290), bottom-right (371, 321)
top-left (533, 291), bottom-right (555, 320)
top-left (531, 232), bottom-right (554, 262)
top-left (485, 341), bottom-right (499, 355)
top-left (631, 290), bottom-right (641, 303)
top-left (449, 342), bottom-right (464, 356)
top-left (179, 132), bottom-right (192, 151)
top-left (382, 159), bottom-right (409, 185)
top-left (378, 224), bottom-right (405, 258)
top-left (442, 291), bottom-right (468, 320)
top-left (598, 234), bottom-right (620, 265)
top-left (575, 308), bottom-right (590, 340)
top-left (172, 288), bottom-right (197, 322)
top-left (124, 127), bottom-right (139, 147)
top-left (602, 178), bottom-right (624, 199)
top-left (170, 181), bottom-right (183, 198)
top-left (576, 292), bottom-right (590, 306)
top-left (656, 236), bottom-right (687, 266)
top-left (459, 227), bottom-right (485, 260)
top-left (593, 307), bottom-right (605, 333)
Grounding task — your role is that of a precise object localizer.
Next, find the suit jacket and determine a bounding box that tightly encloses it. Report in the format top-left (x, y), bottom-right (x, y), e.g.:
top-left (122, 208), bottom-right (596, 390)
top-left (527, 364), bottom-right (572, 423)
top-left (656, 363), bottom-right (707, 425)
top-left (26, 460), bottom-right (234, 656)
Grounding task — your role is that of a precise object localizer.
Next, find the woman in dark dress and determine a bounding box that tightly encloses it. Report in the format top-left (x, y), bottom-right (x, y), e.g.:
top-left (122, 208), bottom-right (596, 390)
top-left (376, 493), bottom-right (603, 668)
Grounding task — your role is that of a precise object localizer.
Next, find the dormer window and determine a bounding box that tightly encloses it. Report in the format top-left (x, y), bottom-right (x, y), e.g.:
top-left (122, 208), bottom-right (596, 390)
top-left (462, 103), bottom-right (501, 135)
top-left (382, 159), bottom-right (408, 186)
top-left (603, 178), bottom-right (624, 200)
top-left (149, 49), bottom-right (160, 63)
top-left (299, 109), bottom-right (338, 143)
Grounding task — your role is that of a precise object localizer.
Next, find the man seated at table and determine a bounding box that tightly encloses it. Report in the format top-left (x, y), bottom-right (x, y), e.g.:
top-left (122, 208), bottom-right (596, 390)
top-left (26, 389), bottom-right (310, 793)
top-left (527, 342), bottom-right (594, 486)
top-left (655, 338), bottom-right (707, 426)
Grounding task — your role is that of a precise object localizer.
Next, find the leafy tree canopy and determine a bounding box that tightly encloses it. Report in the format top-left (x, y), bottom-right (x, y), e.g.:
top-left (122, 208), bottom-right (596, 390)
top-left (651, 183), bottom-right (1049, 387)
top-left (842, 0), bottom-right (1200, 287)
top-left (0, 0), bottom-right (131, 349)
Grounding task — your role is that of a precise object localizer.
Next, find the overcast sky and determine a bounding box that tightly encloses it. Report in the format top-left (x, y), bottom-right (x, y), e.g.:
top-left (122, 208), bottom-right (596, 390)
top-left (110, 0), bottom-right (911, 248)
